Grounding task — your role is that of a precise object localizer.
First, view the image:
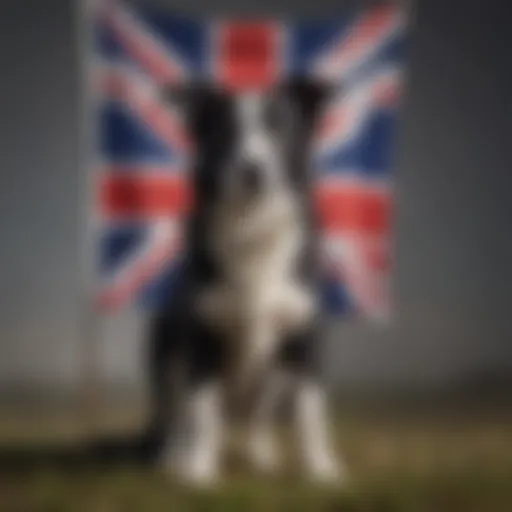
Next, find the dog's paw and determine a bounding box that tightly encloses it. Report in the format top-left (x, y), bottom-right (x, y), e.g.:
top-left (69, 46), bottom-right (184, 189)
top-left (161, 446), bottom-right (219, 488)
top-left (172, 458), bottom-right (219, 489)
top-left (181, 463), bottom-right (219, 488)
top-left (306, 454), bottom-right (346, 486)
top-left (178, 448), bottom-right (219, 488)
top-left (247, 431), bottom-right (280, 473)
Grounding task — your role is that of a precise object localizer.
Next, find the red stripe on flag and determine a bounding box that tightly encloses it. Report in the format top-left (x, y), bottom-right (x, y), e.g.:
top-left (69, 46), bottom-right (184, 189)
top-left (316, 186), bottom-right (390, 235)
top-left (216, 22), bottom-right (281, 90)
top-left (98, 173), bottom-right (192, 219)
top-left (98, 172), bottom-right (388, 235)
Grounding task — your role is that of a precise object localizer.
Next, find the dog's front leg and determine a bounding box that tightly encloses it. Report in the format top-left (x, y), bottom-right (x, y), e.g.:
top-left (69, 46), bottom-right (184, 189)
top-left (170, 381), bottom-right (223, 487)
top-left (246, 369), bottom-right (288, 473)
top-left (294, 378), bottom-right (343, 484)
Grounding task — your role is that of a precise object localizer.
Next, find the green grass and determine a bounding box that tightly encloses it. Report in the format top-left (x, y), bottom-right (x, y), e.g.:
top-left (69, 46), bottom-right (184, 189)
top-left (1, 404), bottom-right (512, 511)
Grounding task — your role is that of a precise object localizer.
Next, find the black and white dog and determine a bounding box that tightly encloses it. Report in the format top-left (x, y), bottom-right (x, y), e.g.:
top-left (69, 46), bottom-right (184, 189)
top-left (144, 77), bottom-right (342, 486)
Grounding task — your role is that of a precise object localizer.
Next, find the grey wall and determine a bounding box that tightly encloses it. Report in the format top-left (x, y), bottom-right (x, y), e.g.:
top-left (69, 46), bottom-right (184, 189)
top-left (0, 0), bottom-right (511, 398)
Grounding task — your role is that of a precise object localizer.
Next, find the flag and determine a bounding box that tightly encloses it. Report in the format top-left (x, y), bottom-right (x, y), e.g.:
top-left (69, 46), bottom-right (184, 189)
top-left (91, 0), bottom-right (407, 320)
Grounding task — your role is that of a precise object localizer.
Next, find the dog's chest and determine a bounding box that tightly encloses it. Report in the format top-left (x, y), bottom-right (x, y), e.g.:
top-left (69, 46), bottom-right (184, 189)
top-left (198, 200), bottom-right (314, 336)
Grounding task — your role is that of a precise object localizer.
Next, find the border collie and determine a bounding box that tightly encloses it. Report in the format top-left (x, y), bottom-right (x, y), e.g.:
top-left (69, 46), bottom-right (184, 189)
top-left (143, 77), bottom-right (342, 486)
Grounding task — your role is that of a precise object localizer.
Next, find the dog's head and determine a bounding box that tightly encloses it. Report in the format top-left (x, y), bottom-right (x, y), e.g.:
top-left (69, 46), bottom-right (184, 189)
top-left (166, 78), bottom-right (333, 206)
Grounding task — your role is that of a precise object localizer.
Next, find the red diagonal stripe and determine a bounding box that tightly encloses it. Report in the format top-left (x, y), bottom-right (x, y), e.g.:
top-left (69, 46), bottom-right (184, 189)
top-left (102, 2), bottom-right (183, 85)
top-left (97, 234), bottom-right (181, 310)
top-left (317, 70), bottom-right (399, 143)
top-left (317, 3), bottom-right (399, 79)
top-left (339, 4), bottom-right (397, 59)
top-left (97, 67), bottom-right (190, 150)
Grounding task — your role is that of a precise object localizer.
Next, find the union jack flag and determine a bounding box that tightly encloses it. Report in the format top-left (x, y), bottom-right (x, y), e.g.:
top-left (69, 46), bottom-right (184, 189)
top-left (91, 0), bottom-right (408, 320)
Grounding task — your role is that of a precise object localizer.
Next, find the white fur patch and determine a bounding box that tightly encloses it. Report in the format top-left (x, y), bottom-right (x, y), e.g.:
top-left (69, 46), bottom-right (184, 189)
top-left (172, 383), bottom-right (223, 486)
top-left (295, 380), bottom-right (342, 483)
top-left (246, 369), bottom-right (290, 472)
top-left (237, 93), bottom-right (273, 163)
top-left (225, 93), bottom-right (283, 200)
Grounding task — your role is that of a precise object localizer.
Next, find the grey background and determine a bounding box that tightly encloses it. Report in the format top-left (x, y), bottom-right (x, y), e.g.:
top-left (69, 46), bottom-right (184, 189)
top-left (0, 0), bottom-right (511, 400)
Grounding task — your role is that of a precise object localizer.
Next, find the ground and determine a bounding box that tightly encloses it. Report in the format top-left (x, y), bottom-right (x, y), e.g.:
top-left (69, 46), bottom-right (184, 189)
top-left (0, 400), bottom-right (511, 511)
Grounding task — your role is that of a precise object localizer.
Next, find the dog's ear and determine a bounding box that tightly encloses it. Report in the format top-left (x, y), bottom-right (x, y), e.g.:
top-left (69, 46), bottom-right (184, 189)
top-left (163, 81), bottom-right (229, 140)
top-left (277, 76), bottom-right (335, 128)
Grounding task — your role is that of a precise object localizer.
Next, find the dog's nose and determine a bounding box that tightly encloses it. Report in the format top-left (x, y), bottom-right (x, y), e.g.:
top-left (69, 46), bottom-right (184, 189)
top-left (240, 161), bottom-right (263, 194)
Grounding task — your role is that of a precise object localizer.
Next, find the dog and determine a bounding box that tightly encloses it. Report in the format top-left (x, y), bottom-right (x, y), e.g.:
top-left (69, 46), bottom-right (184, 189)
top-left (141, 77), bottom-right (343, 486)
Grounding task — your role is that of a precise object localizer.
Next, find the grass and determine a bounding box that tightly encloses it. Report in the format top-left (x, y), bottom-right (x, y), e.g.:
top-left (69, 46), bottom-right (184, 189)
top-left (0, 402), bottom-right (512, 511)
